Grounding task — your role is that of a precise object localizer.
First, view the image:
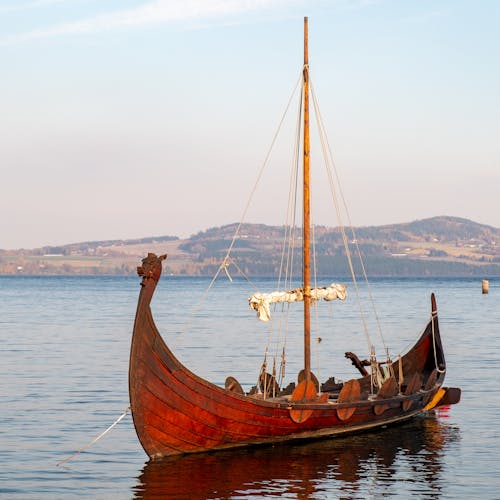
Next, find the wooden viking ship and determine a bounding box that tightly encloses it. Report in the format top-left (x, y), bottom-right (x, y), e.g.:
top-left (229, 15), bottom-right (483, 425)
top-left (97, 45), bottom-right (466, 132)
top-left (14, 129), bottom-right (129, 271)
top-left (129, 18), bottom-right (460, 459)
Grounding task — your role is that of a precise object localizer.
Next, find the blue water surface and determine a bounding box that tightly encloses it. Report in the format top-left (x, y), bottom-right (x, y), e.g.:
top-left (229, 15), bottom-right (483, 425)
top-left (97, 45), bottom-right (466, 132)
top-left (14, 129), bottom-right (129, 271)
top-left (0, 275), bottom-right (498, 499)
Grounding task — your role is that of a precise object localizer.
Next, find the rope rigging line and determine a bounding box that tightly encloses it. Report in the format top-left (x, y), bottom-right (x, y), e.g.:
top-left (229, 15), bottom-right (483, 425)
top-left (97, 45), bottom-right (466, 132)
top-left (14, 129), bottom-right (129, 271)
top-left (309, 78), bottom-right (388, 353)
top-left (219, 72), bottom-right (303, 393)
top-left (308, 78), bottom-right (374, 354)
top-left (56, 406), bottom-right (130, 467)
top-left (219, 73), bottom-right (303, 281)
top-left (278, 74), bottom-right (303, 293)
top-left (173, 75), bottom-right (303, 346)
top-left (311, 222), bottom-right (324, 383)
top-left (271, 72), bottom-right (305, 382)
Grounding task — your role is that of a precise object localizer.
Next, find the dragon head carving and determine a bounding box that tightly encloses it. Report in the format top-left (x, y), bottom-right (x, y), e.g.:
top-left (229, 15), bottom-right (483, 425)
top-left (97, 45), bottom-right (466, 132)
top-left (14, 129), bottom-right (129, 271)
top-left (137, 253), bottom-right (167, 284)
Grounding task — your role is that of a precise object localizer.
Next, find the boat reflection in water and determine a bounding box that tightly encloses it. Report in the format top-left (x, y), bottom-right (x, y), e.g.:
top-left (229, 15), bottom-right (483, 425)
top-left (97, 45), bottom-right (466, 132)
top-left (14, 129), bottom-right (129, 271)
top-left (133, 412), bottom-right (460, 499)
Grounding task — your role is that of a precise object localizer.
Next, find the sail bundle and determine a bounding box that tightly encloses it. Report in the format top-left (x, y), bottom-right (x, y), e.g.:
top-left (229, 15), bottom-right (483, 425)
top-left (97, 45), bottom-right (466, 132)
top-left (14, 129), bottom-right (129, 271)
top-left (249, 284), bottom-right (347, 322)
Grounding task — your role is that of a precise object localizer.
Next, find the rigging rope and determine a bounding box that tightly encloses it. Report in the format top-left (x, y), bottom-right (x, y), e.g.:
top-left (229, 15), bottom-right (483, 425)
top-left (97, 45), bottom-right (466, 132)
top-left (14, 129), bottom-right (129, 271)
top-left (271, 72), bottom-right (305, 384)
top-left (175, 75), bottom-right (303, 346)
top-left (309, 78), bottom-right (374, 354)
top-left (56, 406), bottom-right (130, 467)
top-left (219, 74), bottom-right (303, 283)
top-left (309, 78), bottom-right (388, 354)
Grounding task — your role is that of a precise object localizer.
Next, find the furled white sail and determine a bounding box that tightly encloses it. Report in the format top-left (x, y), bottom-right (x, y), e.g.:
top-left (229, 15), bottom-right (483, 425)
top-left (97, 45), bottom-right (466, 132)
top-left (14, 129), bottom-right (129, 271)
top-left (249, 284), bottom-right (347, 322)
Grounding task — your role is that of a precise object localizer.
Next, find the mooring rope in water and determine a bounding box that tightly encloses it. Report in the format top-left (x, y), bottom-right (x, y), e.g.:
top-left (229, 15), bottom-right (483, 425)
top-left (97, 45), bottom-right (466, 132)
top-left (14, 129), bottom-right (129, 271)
top-left (56, 406), bottom-right (130, 466)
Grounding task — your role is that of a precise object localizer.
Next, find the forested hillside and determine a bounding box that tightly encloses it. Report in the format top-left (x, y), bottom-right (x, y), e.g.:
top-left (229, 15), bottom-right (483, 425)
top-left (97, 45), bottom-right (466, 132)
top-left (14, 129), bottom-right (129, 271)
top-left (1, 217), bottom-right (499, 276)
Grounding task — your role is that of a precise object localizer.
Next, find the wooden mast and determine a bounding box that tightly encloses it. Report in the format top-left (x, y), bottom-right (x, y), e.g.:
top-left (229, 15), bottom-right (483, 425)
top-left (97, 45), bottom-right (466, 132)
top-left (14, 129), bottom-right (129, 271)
top-left (302, 16), bottom-right (311, 381)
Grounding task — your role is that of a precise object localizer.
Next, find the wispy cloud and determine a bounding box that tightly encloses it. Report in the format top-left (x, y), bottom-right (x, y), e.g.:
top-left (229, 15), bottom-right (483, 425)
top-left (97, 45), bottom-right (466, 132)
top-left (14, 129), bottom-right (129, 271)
top-left (1, 0), bottom-right (295, 46)
top-left (401, 9), bottom-right (447, 23)
top-left (0, 0), bottom-right (70, 14)
top-left (30, 0), bottom-right (72, 5)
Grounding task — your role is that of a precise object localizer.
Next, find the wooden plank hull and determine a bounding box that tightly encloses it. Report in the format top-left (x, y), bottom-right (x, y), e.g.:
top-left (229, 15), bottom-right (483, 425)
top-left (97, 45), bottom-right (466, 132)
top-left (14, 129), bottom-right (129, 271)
top-left (129, 253), bottom-right (460, 459)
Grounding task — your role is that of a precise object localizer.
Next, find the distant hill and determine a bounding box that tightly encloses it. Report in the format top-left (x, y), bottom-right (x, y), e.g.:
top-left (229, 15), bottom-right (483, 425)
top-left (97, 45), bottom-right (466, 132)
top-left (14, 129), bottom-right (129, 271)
top-left (1, 216), bottom-right (499, 276)
top-left (173, 216), bottom-right (500, 277)
top-left (356, 216), bottom-right (499, 243)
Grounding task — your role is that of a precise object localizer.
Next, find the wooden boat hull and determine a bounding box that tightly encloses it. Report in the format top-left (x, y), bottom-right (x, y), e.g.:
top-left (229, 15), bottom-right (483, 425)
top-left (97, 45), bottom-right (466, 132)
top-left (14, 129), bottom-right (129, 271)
top-left (129, 253), bottom-right (460, 459)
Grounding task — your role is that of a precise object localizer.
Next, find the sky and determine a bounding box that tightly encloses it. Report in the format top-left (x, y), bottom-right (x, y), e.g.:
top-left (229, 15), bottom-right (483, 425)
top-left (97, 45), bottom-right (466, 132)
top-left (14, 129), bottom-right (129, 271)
top-left (1, 0), bottom-right (499, 249)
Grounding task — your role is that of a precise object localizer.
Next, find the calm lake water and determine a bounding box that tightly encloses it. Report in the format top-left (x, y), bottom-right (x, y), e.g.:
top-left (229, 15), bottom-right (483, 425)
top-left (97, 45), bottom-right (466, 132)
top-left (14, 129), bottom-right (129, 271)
top-left (1, 274), bottom-right (499, 499)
